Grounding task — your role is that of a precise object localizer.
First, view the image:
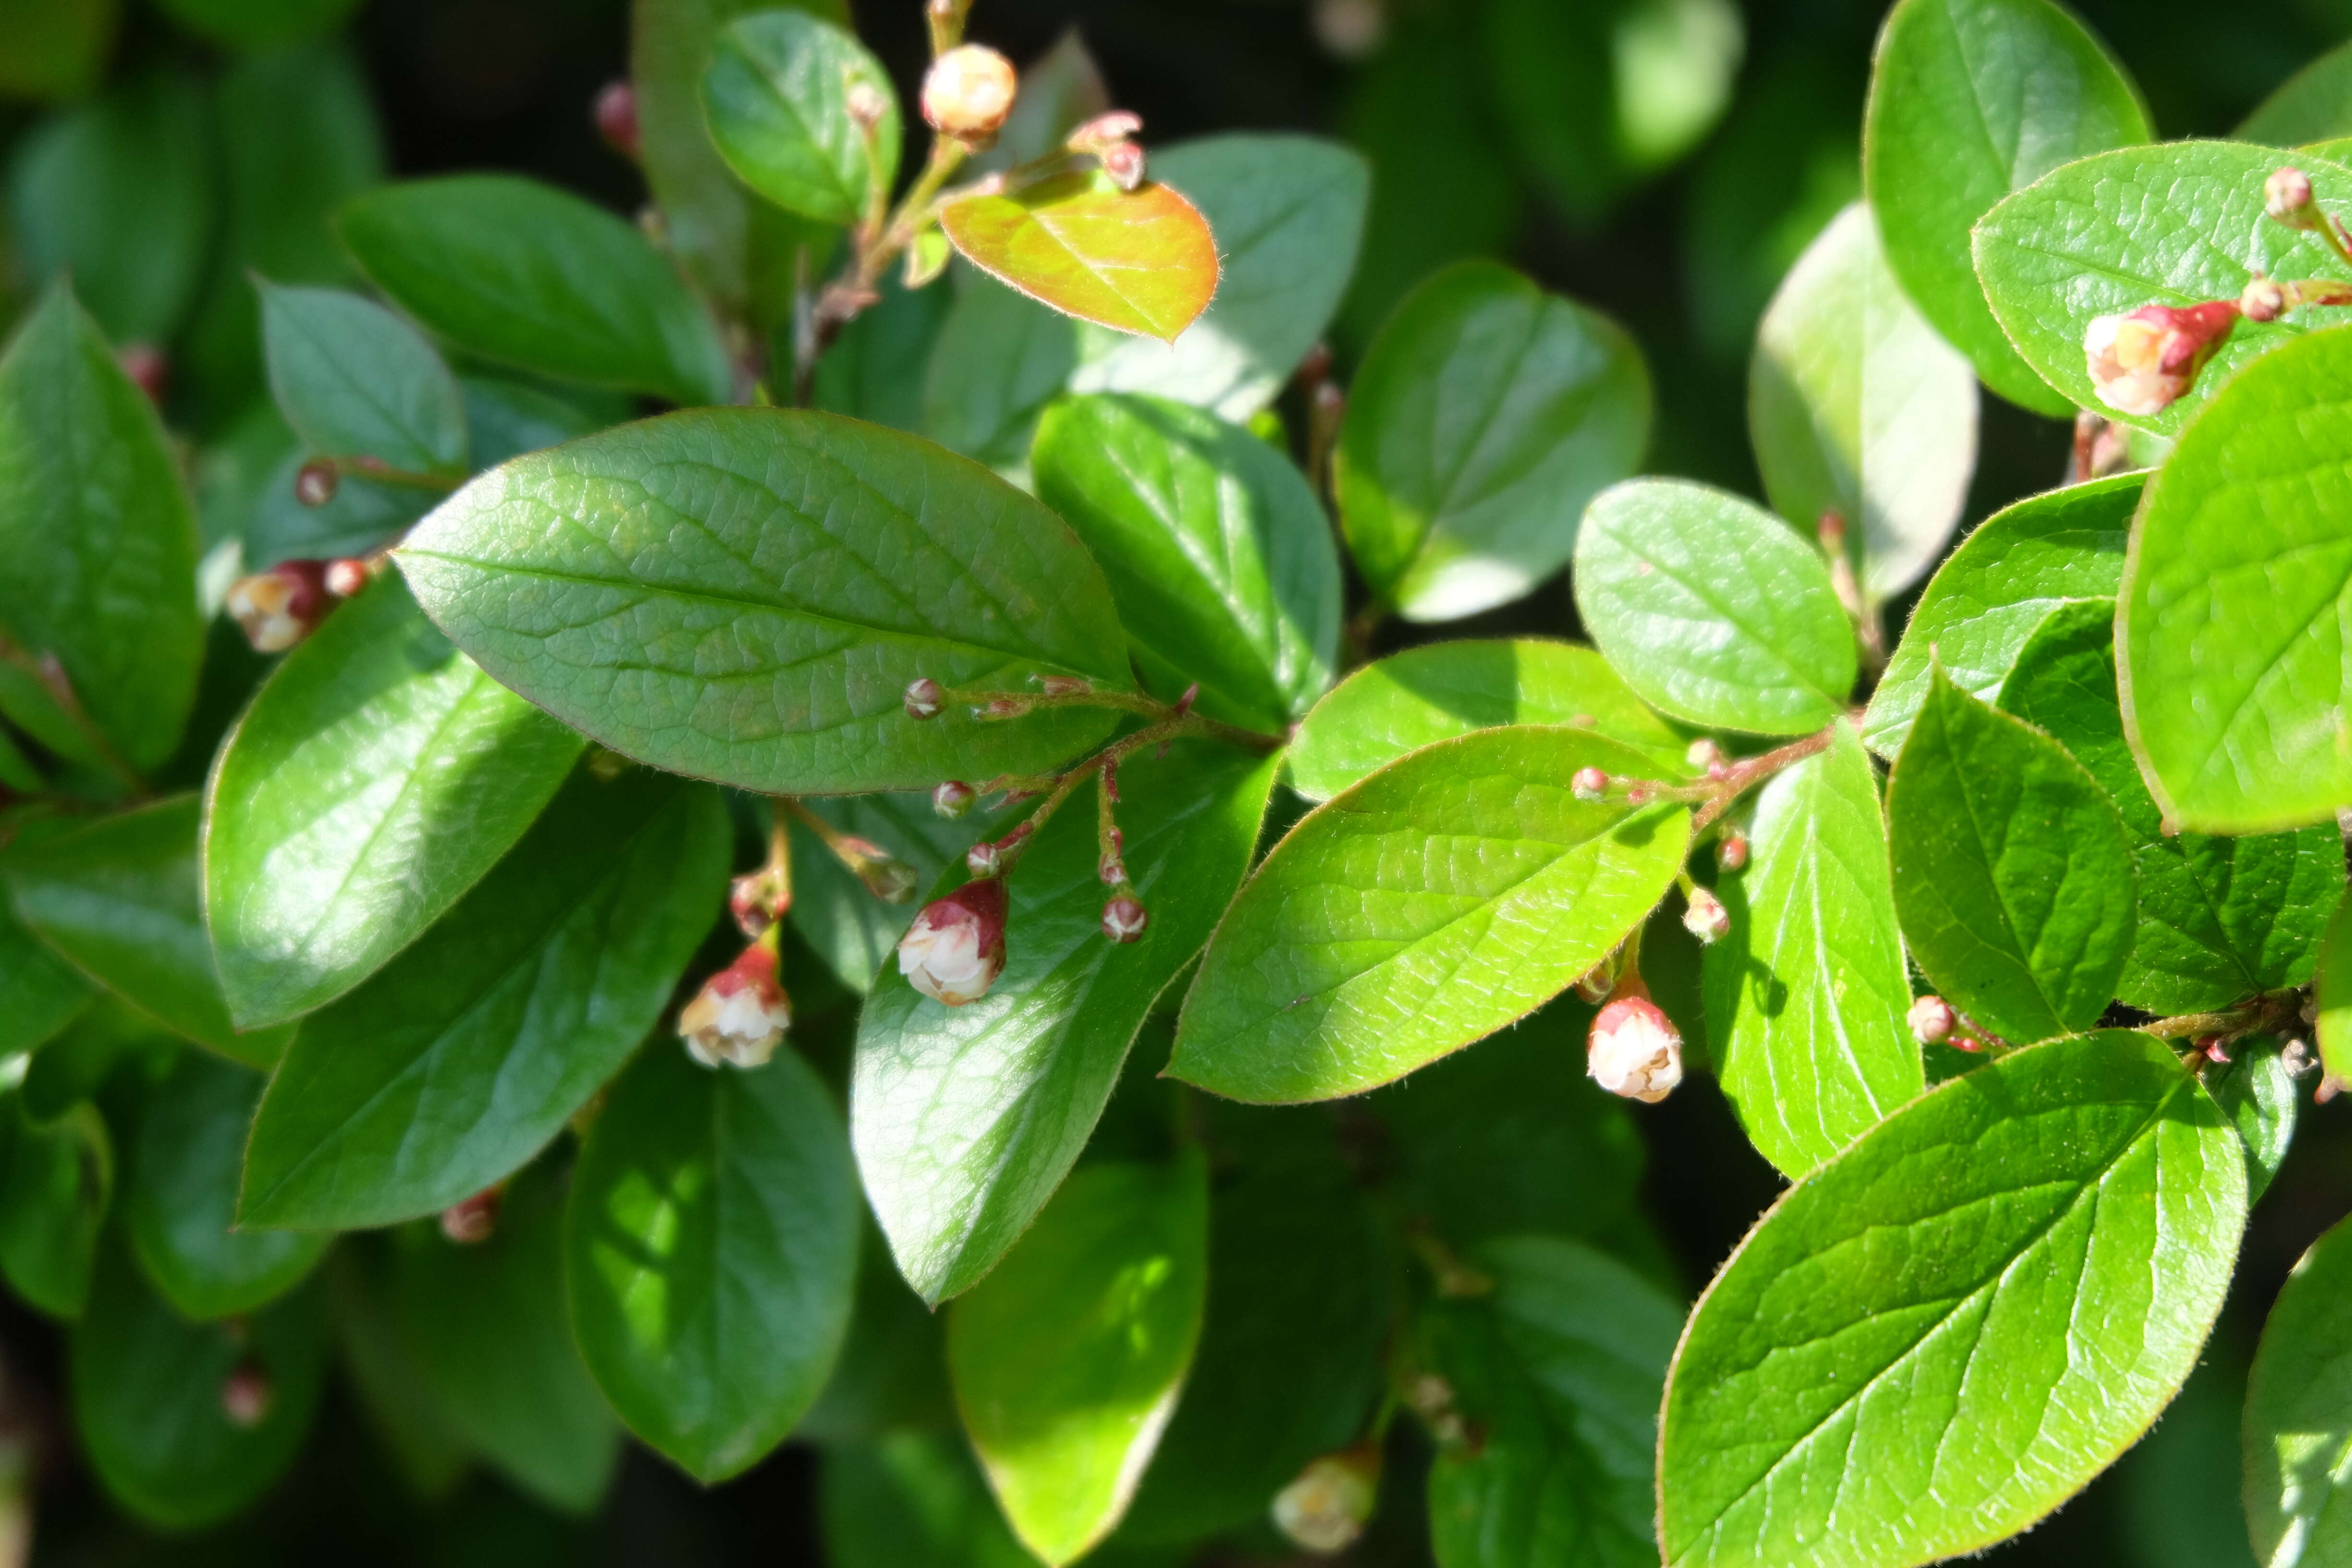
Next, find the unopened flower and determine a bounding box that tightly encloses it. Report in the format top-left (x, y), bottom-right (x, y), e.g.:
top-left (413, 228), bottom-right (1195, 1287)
top-left (1102, 892), bottom-right (1148, 943)
top-left (1681, 886), bottom-right (1728, 944)
top-left (905, 677), bottom-right (944, 720)
top-left (845, 80), bottom-right (890, 131)
top-left (1685, 737), bottom-right (1725, 772)
top-left (1098, 850), bottom-right (1127, 884)
top-left (118, 343), bottom-right (167, 404)
top-left (1066, 110), bottom-right (1142, 155)
top-left (2282, 1038), bottom-right (2318, 1077)
top-left (1571, 766), bottom-right (1608, 802)
top-left (293, 457), bottom-right (338, 507)
top-left (226, 559), bottom-right (335, 652)
top-left (680, 935), bottom-right (791, 1068)
top-left (1271, 1446), bottom-right (1381, 1555)
top-left (440, 1186), bottom-right (502, 1244)
top-left (220, 1360), bottom-right (273, 1428)
top-left (2241, 276), bottom-right (2288, 322)
top-left (322, 557), bottom-right (374, 598)
top-left (1100, 140), bottom-right (1146, 191)
top-left (841, 836), bottom-right (919, 904)
top-left (1588, 992), bottom-right (1681, 1103)
top-left (922, 44), bottom-right (1017, 141)
top-left (593, 80), bottom-right (639, 160)
top-left (898, 878), bottom-right (1008, 1005)
top-left (1715, 831), bottom-right (1749, 872)
top-left (932, 780), bottom-right (977, 819)
top-left (2266, 166), bottom-right (2318, 228)
top-left (2082, 301), bottom-right (2241, 416)
top-left (1908, 994), bottom-right (1955, 1046)
top-left (729, 866), bottom-right (788, 936)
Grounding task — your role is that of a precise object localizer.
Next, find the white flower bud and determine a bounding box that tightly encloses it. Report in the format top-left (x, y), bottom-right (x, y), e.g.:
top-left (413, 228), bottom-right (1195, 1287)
top-left (1588, 994), bottom-right (1681, 1103)
top-left (1271, 1448), bottom-right (1380, 1554)
top-left (1682, 886), bottom-right (1728, 944)
top-left (679, 939), bottom-right (791, 1068)
top-left (1571, 766), bottom-right (1608, 802)
top-left (1907, 994), bottom-right (1955, 1046)
top-left (922, 44), bottom-right (1017, 141)
top-left (897, 879), bottom-right (1008, 1005)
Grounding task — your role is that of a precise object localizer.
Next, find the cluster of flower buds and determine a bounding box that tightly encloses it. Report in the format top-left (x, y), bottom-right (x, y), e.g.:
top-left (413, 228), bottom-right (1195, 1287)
top-left (679, 927), bottom-right (792, 1069)
top-left (923, 43), bottom-right (1017, 144)
top-left (1068, 110), bottom-right (1146, 191)
top-left (897, 876), bottom-right (1007, 1005)
top-left (224, 556), bottom-right (372, 653)
top-left (1270, 1445), bottom-right (1381, 1554)
top-left (440, 1184), bottom-right (502, 1244)
top-left (1587, 980), bottom-right (1682, 1103)
top-left (593, 80), bottom-right (639, 161)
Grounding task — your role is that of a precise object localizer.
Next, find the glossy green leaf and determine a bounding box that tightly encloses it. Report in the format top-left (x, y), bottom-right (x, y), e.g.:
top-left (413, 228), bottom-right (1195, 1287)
top-left (1338, 261), bottom-right (1651, 623)
top-left (922, 269), bottom-right (1082, 476)
top-left (258, 279), bottom-right (467, 477)
top-left (125, 1051), bottom-right (328, 1320)
top-left (239, 770), bottom-right (727, 1228)
top-left (2239, 38), bottom-right (2352, 145)
top-left (1748, 201), bottom-right (1979, 600)
top-left (816, 270), bottom-right (953, 435)
top-left (702, 10), bottom-right (896, 228)
top-left (72, 1247), bottom-right (326, 1531)
top-left (7, 797), bottom-right (292, 1067)
top-left (1888, 673), bottom-right (2135, 1043)
top-left (1705, 721), bottom-right (1921, 1177)
top-left (339, 175), bottom-right (733, 406)
top-left (1170, 727), bottom-right (1691, 1103)
top-left (20, 996), bottom-right (171, 1126)
top-left (5, 68), bottom-right (216, 345)
top-left (793, 1224), bottom-right (954, 1446)
top-left (857, 742), bottom-right (1276, 1302)
top-left (2121, 324), bottom-right (2352, 832)
top-left (390, 1171), bottom-right (620, 1515)
top-left (1862, 473), bottom-right (2136, 757)
top-left (1033, 393), bottom-right (1340, 730)
top-left (940, 171), bottom-right (1220, 344)
top-left (0, 0), bottom-right (117, 100)
top-left (328, 1239), bottom-right (470, 1502)
top-left (568, 1042), bottom-right (860, 1482)
top-left (0, 1094), bottom-right (109, 1317)
top-left (823, 1431), bottom-right (1036, 1568)
top-left (0, 283), bottom-right (203, 776)
top-left (205, 575), bottom-right (585, 1027)
top-left (2246, 1207), bottom-right (2352, 1567)
top-left (246, 449), bottom-right (431, 570)
top-left (0, 897), bottom-right (92, 1057)
top-left (1658, 1030), bottom-right (2244, 1568)
top-left (1863, 0), bottom-right (2148, 414)
top-left (1288, 639), bottom-right (1691, 804)
top-left (1997, 600), bottom-right (2339, 1013)
top-left (788, 791), bottom-right (995, 994)
top-left (2320, 895), bottom-right (2352, 1082)
top-left (947, 1156), bottom-right (1209, 1566)
top-left (1424, 1237), bottom-right (1682, 1568)
top-left (1973, 142), bottom-right (2352, 433)
top-left (1066, 135), bottom-right (1370, 421)
top-left (2206, 1043), bottom-right (2297, 1204)
top-left (1573, 478), bottom-right (1857, 735)
top-left (397, 408), bottom-right (1131, 795)
top-left (461, 374), bottom-right (610, 469)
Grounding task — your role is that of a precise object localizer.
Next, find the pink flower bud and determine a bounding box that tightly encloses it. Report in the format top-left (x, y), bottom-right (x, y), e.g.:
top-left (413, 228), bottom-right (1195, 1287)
top-left (2201, 1035), bottom-right (2231, 1065)
top-left (220, 1360), bottom-right (273, 1428)
top-left (1102, 893), bottom-right (1148, 943)
top-left (440, 1186), bottom-right (502, 1244)
top-left (729, 867), bottom-right (787, 936)
top-left (905, 677), bottom-right (944, 720)
top-left (1066, 110), bottom-right (1143, 155)
top-left (2266, 166), bottom-right (2317, 227)
top-left (1587, 993), bottom-right (1681, 1103)
top-left (1681, 886), bottom-right (1729, 944)
top-left (294, 457), bottom-right (338, 507)
top-left (2241, 277), bottom-right (2288, 323)
top-left (322, 557), bottom-right (373, 598)
top-left (594, 80), bottom-right (640, 161)
top-left (2082, 301), bottom-right (2241, 416)
top-left (1715, 831), bottom-right (1749, 872)
top-left (966, 838), bottom-right (1002, 878)
top-left (1271, 1445), bottom-right (1381, 1553)
top-left (898, 878), bottom-right (1007, 1005)
top-left (679, 938), bottom-right (791, 1068)
top-left (118, 342), bottom-right (168, 404)
top-left (1101, 140), bottom-right (1146, 191)
top-left (1908, 994), bottom-right (1955, 1046)
top-left (226, 560), bottom-right (334, 652)
top-left (1571, 767), bottom-right (1608, 802)
top-left (1099, 851), bottom-right (1127, 884)
top-left (933, 779), bottom-right (977, 818)
top-left (922, 44), bottom-right (1017, 141)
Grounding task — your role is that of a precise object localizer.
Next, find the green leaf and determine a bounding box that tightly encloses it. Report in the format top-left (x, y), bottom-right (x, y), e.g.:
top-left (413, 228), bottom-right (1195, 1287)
top-left (151, 0), bottom-right (358, 46)
top-left (1033, 393), bottom-right (1340, 731)
top-left (0, 1094), bottom-right (110, 1317)
top-left (0, 894), bottom-right (93, 1057)
top-left (389, 1169), bottom-right (620, 1515)
top-left (0, 0), bottom-right (117, 100)
top-left (1170, 727), bottom-right (1692, 1103)
top-left (2120, 323), bottom-right (2352, 832)
top-left (460, 374), bottom-right (610, 469)
top-left (72, 1246), bottom-right (326, 1531)
top-left (1997, 599), bottom-right (2340, 1014)
top-left (1287, 638), bottom-right (1692, 804)
top-left (5, 67), bottom-right (216, 345)
top-left (816, 270), bottom-right (953, 434)
top-left (2246, 1207), bottom-right (2352, 1566)
top-left (338, 176), bottom-right (733, 406)
top-left (788, 791), bottom-right (995, 994)
top-left (1862, 472), bottom-right (2137, 758)
top-left (856, 741), bottom-right (1277, 1302)
top-left (7, 797), bottom-right (293, 1066)
top-left (21, 996), bottom-right (171, 1126)
top-left (823, 1432), bottom-right (1036, 1568)
top-left (1067, 135), bottom-right (1370, 421)
top-left (239, 770), bottom-right (728, 1229)
top-left (125, 1051), bottom-right (329, 1320)
top-left (940, 171), bottom-right (1220, 344)
top-left (0, 282), bottom-right (203, 776)
top-left (702, 10), bottom-right (896, 228)
top-left (2238, 38), bottom-right (2352, 145)
top-left (1888, 673), bottom-right (2136, 1043)
top-left (258, 279), bottom-right (468, 477)
top-left (246, 448), bottom-right (431, 570)
top-left (2205, 1043), bottom-right (2297, 1204)
top-left (947, 1156), bottom-right (1210, 1566)
top-left (1658, 1030), bottom-right (2244, 1568)
top-left (1748, 201), bottom-right (1979, 600)
top-left (1573, 478), bottom-right (1857, 735)
top-left (204, 575), bottom-right (585, 1027)
top-left (922, 270), bottom-right (1081, 476)
top-left (1705, 721), bottom-right (1921, 1177)
top-left (2320, 895), bottom-right (2352, 1082)
top-left (567, 1041), bottom-right (860, 1482)
top-left (1338, 261), bottom-right (1652, 623)
top-left (1972, 141), bottom-right (2352, 434)
top-left (794, 1225), bottom-right (954, 1445)
top-left (1863, 0), bottom-right (2148, 415)
top-left (1423, 1237), bottom-right (1683, 1568)
top-left (328, 1239), bottom-right (471, 1502)
top-left (396, 407), bottom-right (1132, 795)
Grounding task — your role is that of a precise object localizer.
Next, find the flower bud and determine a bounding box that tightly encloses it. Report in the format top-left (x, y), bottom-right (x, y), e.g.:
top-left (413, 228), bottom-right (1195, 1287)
top-left (1100, 139), bottom-right (1146, 191)
top-left (922, 44), bottom-right (1017, 142)
top-left (2201, 1035), bottom-right (2232, 1065)
top-left (1571, 766), bottom-right (1608, 802)
top-left (978, 696), bottom-right (1032, 720)
top-left (1715, 830), bottom-right (1749, 872)
top-left (220, 1360), bottom-right (273, 1428)
top-left (118, 342), bottom-right (168, 404)
top-left (322, 557), bottom-right (372, 599)
top-left (932, 780), bottom-right (977, 819)
top-left (845, 81), bottom-right (890, 131)
top-left (1685, 737), bottom-right (1725, 772)
top-left (2241, 276), bottom-right (2288, 323)
top-left (594, 80), bottom-right (640, 161)
top-left (966, 838), bottom-right (1002, 878)
top-left (1681, 886), bottom-right (1729, 945)
top-left (226, 560), bottom-right (334, 652)
top-left (1271, 1446), bottom-right (1381, 1554)
top-left (1098, 850), bottom-right (1127, 884)
top-left (2266, 166), bottom-right (2318, 227)
top-left (1066, 110), bottom-right (1142, 156)
top-left (905, 677), bottom-right (944, 720)
top-left (1102, 892), bottom-right (1148, 943)
top-left (1587, 993), bottom-right (1681, 1103)
top-left (294, 458), bottom-right (339, 507)
top-left (2082, 301), bottom-right (2242, 417)
top-left (2283, 1037), bottom-right (2317, 1077)
top-left (1908, 993), bottom-right (1955, 1046)
top-left (1038, 674), bottom-right (1091, 697)
top-left (729, 867), bottom-right (788, 936)
top-left (842, 837), bottom-right (919, 904)
top-left (440, 1186), bottom-right (502, 1244)
top-left (679, 937), bottom-right (791, 1068)
top-left (898, 878), bottom-right (1008, 1005)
